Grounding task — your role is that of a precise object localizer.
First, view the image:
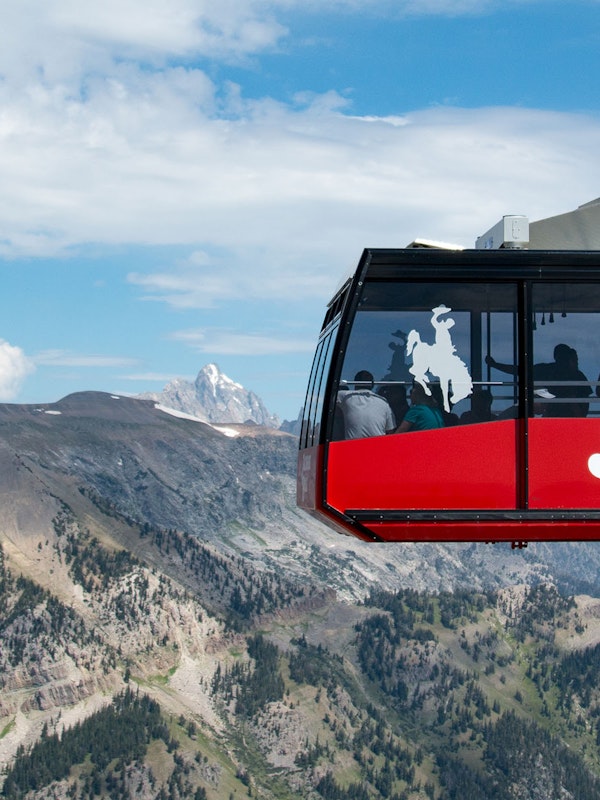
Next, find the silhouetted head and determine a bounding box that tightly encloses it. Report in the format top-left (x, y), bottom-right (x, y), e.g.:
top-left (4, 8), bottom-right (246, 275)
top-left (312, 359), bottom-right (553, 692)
top-left (410, 382), bottom-right (435, 406)
top-left (554, 343), bottom-right (571, 364)
top-left (354, 370), bottom-right (374, 389)
top-left (471, 389), bottom-right (493, 414)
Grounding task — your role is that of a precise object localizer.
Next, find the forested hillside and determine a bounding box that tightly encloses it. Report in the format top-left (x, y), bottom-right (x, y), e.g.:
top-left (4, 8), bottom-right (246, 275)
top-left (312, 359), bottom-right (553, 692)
top-left (3, 528), bottom-right (600, 799)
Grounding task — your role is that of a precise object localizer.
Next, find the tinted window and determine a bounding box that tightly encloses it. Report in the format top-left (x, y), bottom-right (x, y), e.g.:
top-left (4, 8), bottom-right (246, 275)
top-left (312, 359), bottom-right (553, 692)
top-left (334, 281), bottom-right (519, 438)
top-left (300, 327), bottom-right (337, 449)
top-left (530, 283), bottom-right (599, 418)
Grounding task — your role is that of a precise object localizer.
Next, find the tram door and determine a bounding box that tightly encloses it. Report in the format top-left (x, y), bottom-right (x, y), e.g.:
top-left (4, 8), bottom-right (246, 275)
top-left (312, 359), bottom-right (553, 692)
top-left (326, 281), bottom-right (523, 514)
top-left (527, 283), bottom-right (600, 511)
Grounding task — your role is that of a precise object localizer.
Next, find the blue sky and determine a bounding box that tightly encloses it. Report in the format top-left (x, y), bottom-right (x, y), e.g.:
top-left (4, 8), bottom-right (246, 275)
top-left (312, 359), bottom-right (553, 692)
top-left (1, 0), bottom-right (599, 421)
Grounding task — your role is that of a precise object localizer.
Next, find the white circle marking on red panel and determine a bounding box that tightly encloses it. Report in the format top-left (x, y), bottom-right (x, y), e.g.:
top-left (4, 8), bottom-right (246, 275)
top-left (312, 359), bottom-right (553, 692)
top-left (587, 453), bottom-right (600, 479)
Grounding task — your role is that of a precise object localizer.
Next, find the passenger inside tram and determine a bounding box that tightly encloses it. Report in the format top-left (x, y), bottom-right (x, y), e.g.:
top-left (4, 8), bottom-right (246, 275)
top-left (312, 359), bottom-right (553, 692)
top-left (395, 382), bottom-right (445, 433)
top-left (430, 384), bottom-right (459, 426)
top-left (376, 383), bottom-right (409, 426)
top-left (460, 389), bottom-right (497, 425)
top-left (337, 370), bottom-right (396, 439)
top-left (559, 347), bottom-right (592, 417)
top-left (486, 344), bottom-right (592, 417)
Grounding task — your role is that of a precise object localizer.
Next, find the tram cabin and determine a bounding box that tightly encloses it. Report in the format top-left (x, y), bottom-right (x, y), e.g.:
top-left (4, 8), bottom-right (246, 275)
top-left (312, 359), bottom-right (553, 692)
top-left (297, 202), bottom-right (600, 543)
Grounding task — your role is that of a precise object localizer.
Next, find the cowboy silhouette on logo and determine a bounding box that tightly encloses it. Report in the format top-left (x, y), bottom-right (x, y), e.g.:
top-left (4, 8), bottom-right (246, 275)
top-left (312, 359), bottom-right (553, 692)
top-left (406, 305), bottom-right (473, 412)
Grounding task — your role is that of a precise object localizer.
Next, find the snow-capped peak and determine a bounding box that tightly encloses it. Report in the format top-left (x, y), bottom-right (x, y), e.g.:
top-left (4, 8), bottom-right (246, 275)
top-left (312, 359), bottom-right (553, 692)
top-left (139, 364), bottom-right (279, 427)
top-left (199, 363), bottom-right (243, 396)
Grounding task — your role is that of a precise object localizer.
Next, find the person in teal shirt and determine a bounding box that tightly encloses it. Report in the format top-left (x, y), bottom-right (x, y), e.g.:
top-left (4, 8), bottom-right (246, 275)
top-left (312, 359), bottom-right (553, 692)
top-left (396, 383), bottom-right (444, 432)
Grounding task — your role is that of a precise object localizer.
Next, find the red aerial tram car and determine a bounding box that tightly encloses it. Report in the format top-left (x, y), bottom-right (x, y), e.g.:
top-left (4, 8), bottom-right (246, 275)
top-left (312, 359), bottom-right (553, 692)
top-left (297, 201), bottom-right (600, 544)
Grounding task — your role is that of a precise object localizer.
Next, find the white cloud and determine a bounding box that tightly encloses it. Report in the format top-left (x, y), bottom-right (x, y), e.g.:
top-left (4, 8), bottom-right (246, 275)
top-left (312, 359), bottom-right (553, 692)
top-left (122, 100), bottom-right (600, 308)
top-left (0, 1), bottom-right (288, 86)
top-left (0, 340), bottom-right (35, 400)
top-left (1, 50), bottom-right (599, 280)
top-left (0, 0), bottom-right (590, 92)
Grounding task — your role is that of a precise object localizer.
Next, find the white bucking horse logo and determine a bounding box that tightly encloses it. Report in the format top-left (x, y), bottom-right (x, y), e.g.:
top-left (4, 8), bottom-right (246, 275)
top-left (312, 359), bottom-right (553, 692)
top-left (406, 305), bottom-right (473, 412)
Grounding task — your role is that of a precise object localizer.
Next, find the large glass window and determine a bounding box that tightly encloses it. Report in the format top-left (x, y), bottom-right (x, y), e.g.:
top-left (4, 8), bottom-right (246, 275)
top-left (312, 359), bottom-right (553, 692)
top-left (530, 283), bottom-right (600, 418)
top-left (333, 281), bottom-right (519, 440)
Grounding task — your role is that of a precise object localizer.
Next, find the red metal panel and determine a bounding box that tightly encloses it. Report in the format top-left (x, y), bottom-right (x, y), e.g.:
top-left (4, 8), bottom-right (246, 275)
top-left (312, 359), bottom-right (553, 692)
top-left (299, 420), bottom-right (600, 542)
top-left (528, 418), bottom-right (600, 509)
top-left (326, 420), bottom-right (518, 513)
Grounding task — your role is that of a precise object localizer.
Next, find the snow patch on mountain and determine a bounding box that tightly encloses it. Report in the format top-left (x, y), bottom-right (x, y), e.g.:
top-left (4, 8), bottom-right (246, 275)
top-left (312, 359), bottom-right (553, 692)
top-left (155, 403), bottom-right (241, 437)
top-left (154, 404), bottom-right (207, 424)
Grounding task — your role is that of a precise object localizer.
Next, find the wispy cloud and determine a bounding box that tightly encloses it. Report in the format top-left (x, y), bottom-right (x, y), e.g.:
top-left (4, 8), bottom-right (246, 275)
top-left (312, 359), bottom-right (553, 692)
top-left (170, 328), bottom-right (315, 355)
top-left (33, 350), bottom-right (139, 368)
top-left (120, 371), bottom-right (195, 382)
top-left (128, 262), bottom-right (238, 309)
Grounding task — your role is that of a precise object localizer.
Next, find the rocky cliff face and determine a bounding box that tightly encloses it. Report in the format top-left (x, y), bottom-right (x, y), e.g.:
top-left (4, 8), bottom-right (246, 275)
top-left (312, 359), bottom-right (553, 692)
top-left (139, 363), bottom-right (280, 427)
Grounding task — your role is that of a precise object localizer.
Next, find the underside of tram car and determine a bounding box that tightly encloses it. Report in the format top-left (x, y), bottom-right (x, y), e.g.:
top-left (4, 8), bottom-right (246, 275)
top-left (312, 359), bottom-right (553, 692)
top-left (297, 199), bottom-right (600, 543)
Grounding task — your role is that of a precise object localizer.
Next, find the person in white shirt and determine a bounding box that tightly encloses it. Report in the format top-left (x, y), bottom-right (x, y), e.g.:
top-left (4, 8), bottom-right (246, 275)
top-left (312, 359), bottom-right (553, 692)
top-left (337, 371), bottom-right (396, 439)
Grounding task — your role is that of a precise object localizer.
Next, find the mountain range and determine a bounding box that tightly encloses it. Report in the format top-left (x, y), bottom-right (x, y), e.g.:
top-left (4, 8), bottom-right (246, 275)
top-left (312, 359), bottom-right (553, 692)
top-left (2, 370), bottom-right (600, 798)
